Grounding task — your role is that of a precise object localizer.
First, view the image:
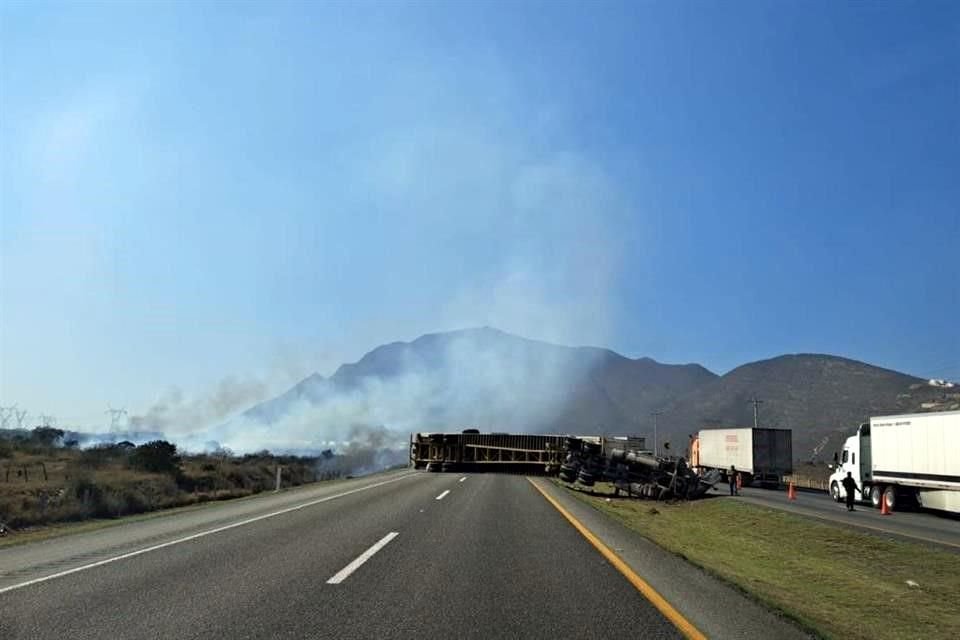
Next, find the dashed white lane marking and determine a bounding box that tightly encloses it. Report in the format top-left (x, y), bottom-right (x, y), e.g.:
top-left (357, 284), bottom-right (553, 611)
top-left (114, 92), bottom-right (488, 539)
top-left (0, 472), bottom-right (419, 595)
top-left (436, 490), bottom-right (451, 500)
top-left (326, 532), bottom-right (399, 584)
top-left (459, 477), bottom-right (467, 482)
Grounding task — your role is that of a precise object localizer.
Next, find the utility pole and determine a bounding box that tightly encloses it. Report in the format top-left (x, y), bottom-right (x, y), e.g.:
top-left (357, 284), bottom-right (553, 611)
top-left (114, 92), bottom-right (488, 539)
top-left (748, 397), bottom-right (764, 429)
top-left (650, 411), bottom-right (663, 456)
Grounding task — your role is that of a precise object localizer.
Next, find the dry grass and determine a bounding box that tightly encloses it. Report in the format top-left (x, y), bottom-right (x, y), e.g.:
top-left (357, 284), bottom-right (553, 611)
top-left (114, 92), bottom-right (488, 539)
top-left (567, 482), bottom-right (960, 640)
top-left (0, 446), bottom-right (322, 533)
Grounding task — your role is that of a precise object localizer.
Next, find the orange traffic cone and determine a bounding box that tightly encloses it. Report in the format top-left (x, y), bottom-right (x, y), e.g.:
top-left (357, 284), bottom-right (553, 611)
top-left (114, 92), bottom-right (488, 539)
top-left (881, 495), bottom-right (892, 516)
top-left (788, 481), bottom-right (797, 501)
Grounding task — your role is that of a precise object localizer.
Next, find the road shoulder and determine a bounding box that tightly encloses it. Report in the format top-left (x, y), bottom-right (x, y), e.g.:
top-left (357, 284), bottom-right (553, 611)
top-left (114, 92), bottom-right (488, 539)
top-left (529, 478), bottom-right (813, 640)
top-left (734, 490), bottom-right (960, 553)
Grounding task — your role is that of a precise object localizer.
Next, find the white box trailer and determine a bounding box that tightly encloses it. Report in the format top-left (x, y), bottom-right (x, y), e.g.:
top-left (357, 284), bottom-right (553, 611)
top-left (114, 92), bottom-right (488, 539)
top-left (828, 410), bottom-right (960, 513)
top-left (691, 428), bottom-right (793, 488)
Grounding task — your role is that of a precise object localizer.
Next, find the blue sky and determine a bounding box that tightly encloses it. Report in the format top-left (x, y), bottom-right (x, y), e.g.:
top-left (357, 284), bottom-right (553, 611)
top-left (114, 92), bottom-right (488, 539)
top-left (1, 1), bottom-right (958, 428)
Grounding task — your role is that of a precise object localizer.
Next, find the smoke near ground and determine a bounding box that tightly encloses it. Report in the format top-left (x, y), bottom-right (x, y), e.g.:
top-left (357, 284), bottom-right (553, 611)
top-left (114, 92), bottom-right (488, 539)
top-left (15, 109), bottom-right (629, 475)
top-left (128, 376), bottom-right (270, 437)
top-left (2, 46), bottom-right (632, 475)
top-left (17, 328), bottom-right (607, 479)
top-left (200, 328), bottom-right (612, 464)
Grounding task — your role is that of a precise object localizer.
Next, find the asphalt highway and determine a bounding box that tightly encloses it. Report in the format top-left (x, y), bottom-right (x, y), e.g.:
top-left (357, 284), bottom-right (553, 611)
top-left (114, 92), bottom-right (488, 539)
top-left (0, 471), bottom-right (813, 639)
top-left (734, 486), bottom-right (960, 551)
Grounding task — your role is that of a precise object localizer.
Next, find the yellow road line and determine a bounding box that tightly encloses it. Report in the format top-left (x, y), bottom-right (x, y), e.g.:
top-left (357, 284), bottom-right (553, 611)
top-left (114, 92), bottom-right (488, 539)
top-left (527, 478), bottom-right (707, 640)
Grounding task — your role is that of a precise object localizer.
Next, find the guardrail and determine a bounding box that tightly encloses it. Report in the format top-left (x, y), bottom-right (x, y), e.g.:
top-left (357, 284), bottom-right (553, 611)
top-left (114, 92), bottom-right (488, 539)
top-left (783, 474), bottom-right (829, 492)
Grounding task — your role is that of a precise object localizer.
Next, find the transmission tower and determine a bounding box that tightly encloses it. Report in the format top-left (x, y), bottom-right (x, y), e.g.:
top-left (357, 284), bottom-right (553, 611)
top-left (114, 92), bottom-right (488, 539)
top-left (0, 404), bottom-right (17, 429)
top-left (13, 408), bottom-right (28, 429)
top-left (0, 405), bottom-right (15, 429)
top-left (106, 406), bottom-right (128, 432)
top-left (38, 414), bottom-right (56, 428)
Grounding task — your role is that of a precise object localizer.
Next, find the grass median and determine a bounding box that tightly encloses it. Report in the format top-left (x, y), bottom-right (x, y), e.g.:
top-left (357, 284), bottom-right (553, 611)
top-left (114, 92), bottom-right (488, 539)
top-left (565, 483), bottom-right (960, 640)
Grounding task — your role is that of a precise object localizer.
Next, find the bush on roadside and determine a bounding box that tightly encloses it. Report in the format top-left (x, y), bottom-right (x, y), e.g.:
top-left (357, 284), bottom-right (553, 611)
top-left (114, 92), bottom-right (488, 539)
top-left (129, 440), bottom-right (181, 475)
top-left (79, 443), bottom-right (132, 468)
top-left (0, 438), bottom-right (334, 531)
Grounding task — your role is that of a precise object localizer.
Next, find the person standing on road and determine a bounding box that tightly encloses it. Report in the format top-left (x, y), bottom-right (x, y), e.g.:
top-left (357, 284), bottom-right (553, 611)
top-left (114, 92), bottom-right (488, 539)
top-left (729, 465), bottom-right (738, 496)
top-left (842, 472), bottom-right (860, 511)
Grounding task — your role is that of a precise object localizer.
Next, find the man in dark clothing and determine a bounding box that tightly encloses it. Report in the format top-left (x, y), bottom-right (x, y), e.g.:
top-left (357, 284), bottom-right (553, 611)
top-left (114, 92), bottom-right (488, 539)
top-left (841, 472), bottom-right (860, 511)
top-left (729, 465), bottom-right (738, 496)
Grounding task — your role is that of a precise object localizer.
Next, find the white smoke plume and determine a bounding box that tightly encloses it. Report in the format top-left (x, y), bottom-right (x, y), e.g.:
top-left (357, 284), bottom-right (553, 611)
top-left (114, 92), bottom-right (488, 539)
top-left (129, 376), bottom-right (270, 439)
top-left (122, 118), bottom-right (630, 469)
top-left (198, 327), bottom-right (613, 460)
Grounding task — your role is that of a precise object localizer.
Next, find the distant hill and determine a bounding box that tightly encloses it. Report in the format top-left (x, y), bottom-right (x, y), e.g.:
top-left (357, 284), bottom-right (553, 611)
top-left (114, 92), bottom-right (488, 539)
top-left (657, 354), bottom-right (927, 460)
top-left (239, 327), bottom-right (715, 435)
top-left (236, 328), bottom-right (944, 462)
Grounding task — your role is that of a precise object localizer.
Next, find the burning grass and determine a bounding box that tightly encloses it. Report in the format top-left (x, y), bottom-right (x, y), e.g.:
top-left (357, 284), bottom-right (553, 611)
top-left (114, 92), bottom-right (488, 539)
top-left (567, 482), bottom-right (960, 640)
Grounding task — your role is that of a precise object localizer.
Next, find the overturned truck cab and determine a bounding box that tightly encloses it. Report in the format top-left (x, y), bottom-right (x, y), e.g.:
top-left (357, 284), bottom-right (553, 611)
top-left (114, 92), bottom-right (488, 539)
top-left (559, 436), bottom-right (722, 500)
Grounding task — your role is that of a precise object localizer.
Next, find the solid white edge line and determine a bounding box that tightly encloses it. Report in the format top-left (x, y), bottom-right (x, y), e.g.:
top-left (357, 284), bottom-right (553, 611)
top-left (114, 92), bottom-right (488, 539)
top-left (459, 477), bottom-right (467, 482)
top-left (0, 472), bottom-right (419, 595)
top-left (325, 532), bottom-right (399, 584)
top-left (435, 489), bottom-right (451, 500)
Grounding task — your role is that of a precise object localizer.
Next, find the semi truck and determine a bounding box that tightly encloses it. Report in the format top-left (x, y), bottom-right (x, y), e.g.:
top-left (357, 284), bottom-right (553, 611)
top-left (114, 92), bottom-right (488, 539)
top-left (829, 410), bottom-right (960, 513)
top-left (690, 427), bottom-right (793, 488)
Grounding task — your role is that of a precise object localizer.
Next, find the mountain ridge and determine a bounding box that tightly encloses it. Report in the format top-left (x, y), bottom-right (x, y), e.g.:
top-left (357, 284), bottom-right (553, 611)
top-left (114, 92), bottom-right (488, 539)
top-left (237, 327), bottom-right (949, 460)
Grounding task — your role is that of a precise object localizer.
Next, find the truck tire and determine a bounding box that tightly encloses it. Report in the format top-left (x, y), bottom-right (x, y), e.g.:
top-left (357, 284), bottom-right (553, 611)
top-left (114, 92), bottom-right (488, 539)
top-left (559, 463), bottom-right (579, 480)
top-left (883, 486), bottom-right (896, 511)
top-left (870, 485), bottom-right (882, 509)
top-left (830, 481), bottom-right (841, 502)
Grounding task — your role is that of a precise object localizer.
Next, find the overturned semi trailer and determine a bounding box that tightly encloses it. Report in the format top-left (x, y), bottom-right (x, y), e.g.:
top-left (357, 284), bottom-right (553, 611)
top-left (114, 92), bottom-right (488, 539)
top-left (410, 432), bottom-right (721, 500)
top-left (410, 431), bottom-right (567, 473)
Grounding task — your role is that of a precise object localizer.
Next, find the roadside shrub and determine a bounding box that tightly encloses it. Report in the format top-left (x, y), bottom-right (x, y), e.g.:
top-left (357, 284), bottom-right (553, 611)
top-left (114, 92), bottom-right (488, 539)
top-left (129, 441), bottom-right (181, 475)
top-left (0, 447), bottom-right (335, 530)
top-left (79, 443), bottom-right (131, 468)
top-left (31, 427), bottom-right (65, 447)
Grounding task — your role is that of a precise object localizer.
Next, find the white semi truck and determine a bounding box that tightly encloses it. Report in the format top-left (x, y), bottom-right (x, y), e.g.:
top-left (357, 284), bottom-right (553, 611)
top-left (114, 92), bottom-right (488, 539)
top-left (829, 410), bottom-right (960, 513)
top-left (690, 427), bottom-right (793, 488)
